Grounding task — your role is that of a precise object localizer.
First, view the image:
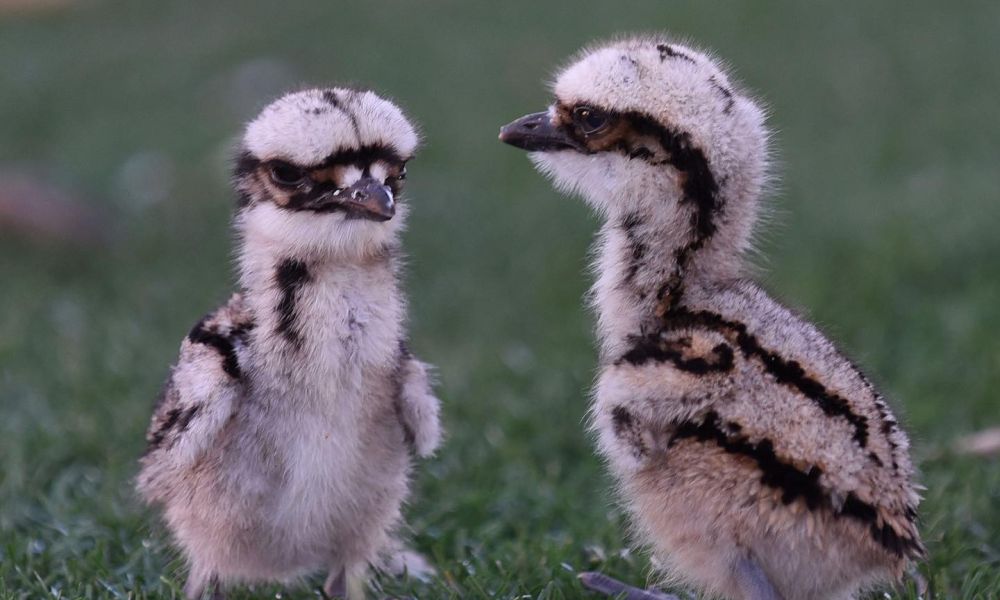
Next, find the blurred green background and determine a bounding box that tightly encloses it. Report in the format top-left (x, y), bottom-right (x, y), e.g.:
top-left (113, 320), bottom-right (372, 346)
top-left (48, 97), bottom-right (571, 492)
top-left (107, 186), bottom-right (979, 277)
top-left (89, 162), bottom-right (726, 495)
top-left (1, 1), bottom-right (998, 598)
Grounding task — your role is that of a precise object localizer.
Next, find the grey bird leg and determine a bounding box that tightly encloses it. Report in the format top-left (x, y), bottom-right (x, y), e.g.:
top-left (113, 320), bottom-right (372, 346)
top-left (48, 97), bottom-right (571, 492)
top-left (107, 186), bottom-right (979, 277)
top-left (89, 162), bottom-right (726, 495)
top-left (211, 579), bottom-right (226, 600)
top-left (184, 575), bottom-right (224, 600)
top-left (733, 558), bottom-right (784, 600)
top-left (578, 572), bottom-right (680, 600)
top-left (323, 568), bottom-right (347, 599)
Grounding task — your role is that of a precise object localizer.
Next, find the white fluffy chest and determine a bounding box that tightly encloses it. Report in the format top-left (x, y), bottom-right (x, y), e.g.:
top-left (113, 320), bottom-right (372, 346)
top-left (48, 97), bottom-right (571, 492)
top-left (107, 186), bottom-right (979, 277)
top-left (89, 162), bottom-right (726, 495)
top-left (247, 262), bottom-right (404, 391)
top-left (295, 266), bottom-right (403, 371)
top-left (244, 263), bottom-right (406, 533)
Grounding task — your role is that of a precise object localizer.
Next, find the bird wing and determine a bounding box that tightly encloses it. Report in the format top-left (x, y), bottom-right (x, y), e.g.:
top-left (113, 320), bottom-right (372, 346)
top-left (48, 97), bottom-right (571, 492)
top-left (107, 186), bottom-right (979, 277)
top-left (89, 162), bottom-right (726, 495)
top-left (395, 344), bottom-right (442, 458)
top-left (138, 294), bottom-right (254, 498)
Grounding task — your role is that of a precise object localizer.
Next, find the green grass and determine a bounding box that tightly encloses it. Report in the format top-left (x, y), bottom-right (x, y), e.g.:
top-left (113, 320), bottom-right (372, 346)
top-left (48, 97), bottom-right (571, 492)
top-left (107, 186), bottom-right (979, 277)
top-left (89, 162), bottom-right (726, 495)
top-left (1, 0), bottom-right (998, 598)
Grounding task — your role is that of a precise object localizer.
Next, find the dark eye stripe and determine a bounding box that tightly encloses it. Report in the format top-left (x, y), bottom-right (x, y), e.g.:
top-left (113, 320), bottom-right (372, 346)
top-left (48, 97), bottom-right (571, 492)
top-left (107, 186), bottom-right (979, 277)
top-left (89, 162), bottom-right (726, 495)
top-left (316, 144), bottom-right (406, 169)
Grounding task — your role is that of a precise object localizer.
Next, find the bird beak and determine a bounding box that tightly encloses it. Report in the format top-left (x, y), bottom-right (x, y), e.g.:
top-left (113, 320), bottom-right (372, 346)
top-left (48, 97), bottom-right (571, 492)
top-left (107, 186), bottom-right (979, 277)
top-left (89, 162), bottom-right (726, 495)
top-left (499, 111), bottom-right (583, 152)
top-left (341, 176), bottom-right (395, 221)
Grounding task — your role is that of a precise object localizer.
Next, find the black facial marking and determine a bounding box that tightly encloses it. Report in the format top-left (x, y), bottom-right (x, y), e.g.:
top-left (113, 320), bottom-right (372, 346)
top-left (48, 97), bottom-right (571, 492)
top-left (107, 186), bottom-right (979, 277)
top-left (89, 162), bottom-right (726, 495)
top-left (316, 144), bottom-right (405, 169)
top-left (613, 112), bottom-right (722, 310)
top-left (709, 76), bottom-right (736, 114)
top-left (244, 144), bottom-right (407, 215)
top-left (275, 258), bottom-right (312, 347)
top-left (623, 145), bottom-right (655, 161)
top-left (656, 43), bottom-right (696, 63)
top-left (234, 150), bottom-right (260, 178)
top-left (586, 111), bottom-right (721, 309)
top-left (669, 411), bottom-right (923, 558)
top-left (187, 316), bottom-right (255, 379)
top-left (233, 151), bottom-right (262, 208)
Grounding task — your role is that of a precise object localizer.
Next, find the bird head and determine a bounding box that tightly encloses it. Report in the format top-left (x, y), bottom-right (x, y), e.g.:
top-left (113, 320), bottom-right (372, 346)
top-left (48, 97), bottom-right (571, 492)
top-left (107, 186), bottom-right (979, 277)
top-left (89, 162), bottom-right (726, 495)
top-left (500, 36), bottom-right (769, 233)
top-left (234, 88), bottom-right (418, 259)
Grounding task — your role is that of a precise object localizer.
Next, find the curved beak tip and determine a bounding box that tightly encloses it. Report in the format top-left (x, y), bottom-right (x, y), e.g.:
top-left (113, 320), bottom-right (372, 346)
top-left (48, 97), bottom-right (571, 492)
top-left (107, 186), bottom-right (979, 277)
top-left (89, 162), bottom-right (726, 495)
top-left (344, 179), bottom-right (395, 221)
top-left (499, 111), bottom-right (578, 152)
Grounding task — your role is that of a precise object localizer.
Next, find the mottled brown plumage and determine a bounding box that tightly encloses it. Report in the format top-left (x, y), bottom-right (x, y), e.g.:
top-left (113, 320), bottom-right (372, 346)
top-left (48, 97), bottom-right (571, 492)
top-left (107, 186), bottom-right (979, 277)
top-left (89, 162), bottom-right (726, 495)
top-left (501, 36), bottom-right (922, 599)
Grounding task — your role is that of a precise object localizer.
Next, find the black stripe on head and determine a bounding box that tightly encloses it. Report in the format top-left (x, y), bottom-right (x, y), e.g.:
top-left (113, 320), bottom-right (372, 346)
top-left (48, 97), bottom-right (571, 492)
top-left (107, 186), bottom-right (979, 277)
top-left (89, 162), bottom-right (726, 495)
top-left (322, 90), bottom-right (340, 107)
top-left (656, 43), bottom-right (696, 63)
top-left (709, 76), bottom-right (736, 114)
top-left (670, 411), bottom-right (923, 558)
top-left (274, 258), bottom-right (311, 347)
top-left (315, 144), bottom-right (406, 169)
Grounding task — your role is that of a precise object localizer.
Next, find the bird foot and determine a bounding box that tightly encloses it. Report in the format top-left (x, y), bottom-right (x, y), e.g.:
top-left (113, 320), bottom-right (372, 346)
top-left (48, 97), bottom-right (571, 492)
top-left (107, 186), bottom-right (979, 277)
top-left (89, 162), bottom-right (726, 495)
top-left (322, 569), bottom-right (347, 599)
top-left (382, 547), bottom-right (436, 582)
top-left (578, 572), bottom-right (680, 600)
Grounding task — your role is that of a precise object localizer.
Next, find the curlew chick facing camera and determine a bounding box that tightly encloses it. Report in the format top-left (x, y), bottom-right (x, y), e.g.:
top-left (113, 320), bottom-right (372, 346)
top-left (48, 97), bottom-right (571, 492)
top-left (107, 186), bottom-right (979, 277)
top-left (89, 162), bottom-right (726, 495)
top-left (502, 38), bottom-right (923, 600)
top-left (137, 88), bottom-right (442, 599)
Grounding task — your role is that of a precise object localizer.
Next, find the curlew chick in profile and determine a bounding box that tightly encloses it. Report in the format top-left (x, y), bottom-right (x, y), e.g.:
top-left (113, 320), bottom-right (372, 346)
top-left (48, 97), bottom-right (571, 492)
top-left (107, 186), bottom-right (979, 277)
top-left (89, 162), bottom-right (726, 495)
top-left (501, 37), bottom-right (923, 600)
top-left (137, 88), bottom-right (442, 599)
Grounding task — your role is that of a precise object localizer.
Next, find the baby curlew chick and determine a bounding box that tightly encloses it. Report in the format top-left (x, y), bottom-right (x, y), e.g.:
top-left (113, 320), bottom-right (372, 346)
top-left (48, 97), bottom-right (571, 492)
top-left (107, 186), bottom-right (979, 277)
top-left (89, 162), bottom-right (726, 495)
top-left (137, 88), bottom-right (442, 599)
top-left (501, 37), bottom-right (923, 600)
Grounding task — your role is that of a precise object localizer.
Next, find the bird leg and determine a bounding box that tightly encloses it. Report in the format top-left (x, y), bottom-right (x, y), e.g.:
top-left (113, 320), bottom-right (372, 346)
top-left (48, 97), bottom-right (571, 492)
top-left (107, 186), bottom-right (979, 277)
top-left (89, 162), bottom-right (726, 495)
top-left (733, 558), bottom-right (784, 600)
top-left (183, 575), bottom-right (225, 600)
top-left (322, 568), bottom-right (347, 599)
top-left (210, 579), bottom-right (226, 600)
top-left (578, 572), bottom-right (680, 600)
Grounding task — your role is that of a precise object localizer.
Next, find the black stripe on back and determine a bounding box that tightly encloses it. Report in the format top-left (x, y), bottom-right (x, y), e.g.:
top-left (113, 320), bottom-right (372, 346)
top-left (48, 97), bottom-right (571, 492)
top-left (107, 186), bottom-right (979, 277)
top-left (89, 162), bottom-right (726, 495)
top-left (187, 317), bottom-right (254, 379)
top-left (670, 411), bottom-right (923, 559)
top-left (643, 308), bottom-right (871, 448)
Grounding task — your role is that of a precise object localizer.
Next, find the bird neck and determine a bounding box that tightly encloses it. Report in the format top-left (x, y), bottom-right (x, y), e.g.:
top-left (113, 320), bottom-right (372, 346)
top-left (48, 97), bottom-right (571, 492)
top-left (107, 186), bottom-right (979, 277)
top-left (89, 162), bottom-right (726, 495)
top-left (233, 204), bottom-right (402, 299)
top-left (236, 236), bottom-right (396, 298)
top-left (233, 225), bottom-right (403, 381)
top-left (590, 182), bottom-right (750, 363)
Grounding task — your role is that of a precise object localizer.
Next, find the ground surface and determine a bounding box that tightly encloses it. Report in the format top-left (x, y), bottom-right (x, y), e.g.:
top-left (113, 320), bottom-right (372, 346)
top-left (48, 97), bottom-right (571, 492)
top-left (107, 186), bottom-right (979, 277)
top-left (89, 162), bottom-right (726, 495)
top-left (1, 1), bottom-right (998, 598)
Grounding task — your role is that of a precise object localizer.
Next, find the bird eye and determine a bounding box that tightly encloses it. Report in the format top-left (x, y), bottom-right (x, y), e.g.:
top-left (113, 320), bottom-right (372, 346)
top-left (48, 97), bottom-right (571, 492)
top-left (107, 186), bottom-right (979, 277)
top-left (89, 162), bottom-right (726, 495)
top-left (268, 162), bottom-right (306, 187)
top-left (573, 106), bottom-right (610, 135)
top-left (386, 164), bottom-right (407, 193)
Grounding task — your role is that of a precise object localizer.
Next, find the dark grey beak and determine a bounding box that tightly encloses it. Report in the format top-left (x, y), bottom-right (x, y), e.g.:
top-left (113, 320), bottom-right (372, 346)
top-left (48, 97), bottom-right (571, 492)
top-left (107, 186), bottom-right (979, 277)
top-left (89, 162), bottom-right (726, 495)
top-left (343, 177), bottom-right (395, 221)
top-left (499, 111), bottom-right (583, 152)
